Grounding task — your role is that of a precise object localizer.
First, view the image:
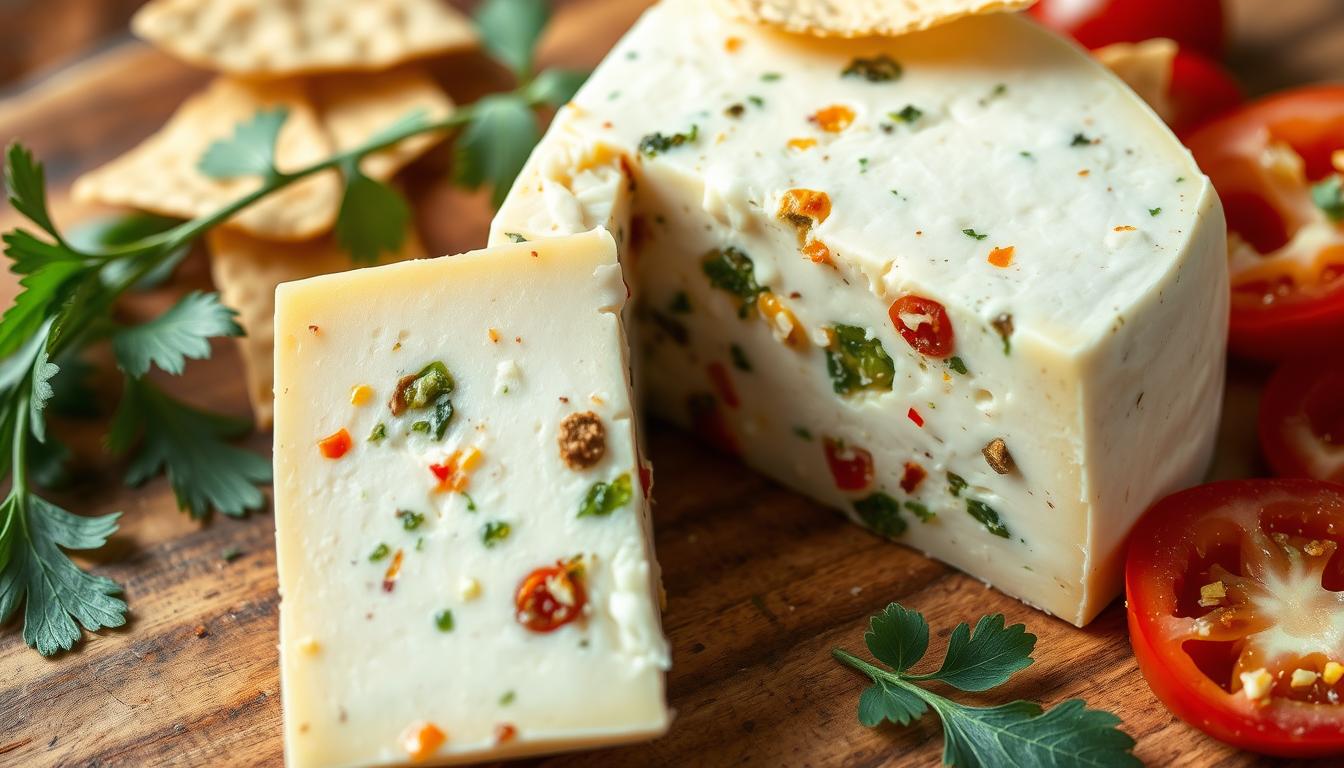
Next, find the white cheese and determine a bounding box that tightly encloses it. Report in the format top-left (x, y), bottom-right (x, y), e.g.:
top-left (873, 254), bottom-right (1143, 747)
top-left (492, 0), bottom-right (1228, 626)
top-left (273, 230), bottom-right (669, 768)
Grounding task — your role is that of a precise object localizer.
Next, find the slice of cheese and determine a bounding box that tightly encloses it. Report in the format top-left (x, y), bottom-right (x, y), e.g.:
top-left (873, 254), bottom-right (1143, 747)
top-left (273, 230), bottom-right (669, 768)
top-left (493, 0), bottom-right (1229, 626)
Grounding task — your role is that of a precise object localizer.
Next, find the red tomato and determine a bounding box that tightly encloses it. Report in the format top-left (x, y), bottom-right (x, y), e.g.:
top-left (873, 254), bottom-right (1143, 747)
top-left (1258, 362), bottom-right (1344, 483)
top-left (1126, 480), bottom-right (1344, 757)
top-left (823, 438), bottom-right (874, 492)
top-left (1030, 0), bottom-right (1225, 59)
top-left (1168, 50), bottom-right (1244, 136)
top-left (888, 295), bottom-right (954, 358)
top-left (1186, 86), bottom-right (1344, 361)
top-left (515, 562), bottom-right (588, 633)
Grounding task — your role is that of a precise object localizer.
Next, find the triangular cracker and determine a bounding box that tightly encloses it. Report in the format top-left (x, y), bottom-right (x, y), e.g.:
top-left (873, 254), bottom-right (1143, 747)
top-left (311, 66), bottom-right (454, 180)
top-left (73, 78), bottom-right (342, 241)
top-left (132, 0), bottom-right (478, 78)
top-left (208, 226), bottom-right (426, 428)
top-left (713, 0), bottom-right (1038, 38)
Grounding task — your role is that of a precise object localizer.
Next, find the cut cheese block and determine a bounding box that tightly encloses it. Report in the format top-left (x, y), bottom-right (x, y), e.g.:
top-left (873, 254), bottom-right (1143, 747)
top-left (273, 230), bottom-right (669, 767)
top-left (492, 0), bottom-right (1229, 626)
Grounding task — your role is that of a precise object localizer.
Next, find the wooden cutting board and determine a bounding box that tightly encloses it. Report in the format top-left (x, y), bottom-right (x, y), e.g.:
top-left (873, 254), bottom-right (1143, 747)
top-left (1, 1), bottom-right (1341, 765)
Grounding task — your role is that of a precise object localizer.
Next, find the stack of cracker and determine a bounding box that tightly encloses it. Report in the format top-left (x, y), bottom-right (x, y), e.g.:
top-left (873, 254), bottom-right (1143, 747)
top-left (74, 0), bottom-right (479, 427)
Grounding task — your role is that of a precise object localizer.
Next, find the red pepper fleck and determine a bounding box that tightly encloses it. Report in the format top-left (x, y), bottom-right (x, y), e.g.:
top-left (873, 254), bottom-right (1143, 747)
top-left (515, 562), bottom-right (588, 633)
top-left (707, 362), bottom-right (740, 409)
top-left (382, 549), bottom-right (404, 592)
top-left (318, 428), bottom-right (353, 459)
top-left (908, 408), bottom-right (925, 428)
top-left (823, 438), bottom-right (875, 492)
top-left (888, 295), bottom-right (955, 358)
top-left (900, 462), bottom-right (927, 494)
top-left (639, 463), bottom-right (654, 497)
top-left (494, 723), bottom-right (518, 744)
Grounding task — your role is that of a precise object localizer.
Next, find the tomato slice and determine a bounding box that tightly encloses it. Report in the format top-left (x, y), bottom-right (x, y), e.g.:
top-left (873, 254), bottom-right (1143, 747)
top-left (1126, 480), bottom-right (1344, 757)
top-left (1259, 363), bottom-right (1344, 484)
top-left (1029, 0), bottom-right (1225, 60)
top-left (515, 561), bottom-right (588, 633)
top-left (1186, 86), bottom-right (1344, 361)
top-left (888, 295), bottom-right (954, 359)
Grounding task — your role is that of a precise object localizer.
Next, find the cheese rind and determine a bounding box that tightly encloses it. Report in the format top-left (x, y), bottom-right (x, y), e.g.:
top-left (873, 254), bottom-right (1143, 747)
top-left (493, 0), bottom-right (1228, 626)
top-left (274, 230), bottom-right (669, 768)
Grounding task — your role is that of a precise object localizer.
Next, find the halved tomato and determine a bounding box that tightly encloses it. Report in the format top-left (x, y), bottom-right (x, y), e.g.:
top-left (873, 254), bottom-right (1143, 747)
top-left (1259, 363), bottom-right (1344, 483)
top-left (1186, 87), bottom-right (1344, 361)
top-left (1029, 0), bottom-right (1225, 60)
top-left (1127, 480), bottom-right (1344, 757)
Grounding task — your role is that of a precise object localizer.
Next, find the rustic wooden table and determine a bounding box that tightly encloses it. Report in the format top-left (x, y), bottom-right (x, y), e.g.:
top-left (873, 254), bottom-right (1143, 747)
top-left (1, 1), bottom-right (1341, 766)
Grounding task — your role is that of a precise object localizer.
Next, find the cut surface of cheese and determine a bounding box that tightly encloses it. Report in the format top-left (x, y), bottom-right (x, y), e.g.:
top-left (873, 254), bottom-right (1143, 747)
top-left (492, 0), bottom-right (1229, 626)
top-left (273, 230), bottom-right (669, 768)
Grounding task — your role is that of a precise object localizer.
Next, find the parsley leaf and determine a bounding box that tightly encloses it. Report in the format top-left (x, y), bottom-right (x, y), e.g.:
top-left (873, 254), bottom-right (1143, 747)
top-left (3, 144), bottom-right (60, 239)
top-left (0, 260), bottom-right (86, 360)
top-left (69, 213), bottom-right (189, 292)
top-left (526, 68), bottom-right (590, 107)
top-left (113, 291), bottom-right (242, 378)
top-left (0, 493), bottom-right (126, 656)
top-left (834, 604), bottom-right (1138, 768)
top-left (197, 107), bottom-right (288, 180)
top-left (1312, 176), bottom-right (1344, 222)
top-left (335, 162), bottom-right (411, 263)
top-left (475, 0), bottom-right (549, 80)
top-left (453, 94), bottom-right (539, 209)
top-left (107, 380), bottom-right (270, 518)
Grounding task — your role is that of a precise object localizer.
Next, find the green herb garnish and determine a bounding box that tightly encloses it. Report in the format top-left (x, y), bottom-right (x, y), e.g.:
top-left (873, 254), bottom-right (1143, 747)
top-left (702, 246), bottom-right (766, 317)
top-left (947, 472), bottom-right (967, 497)
top-left (905, 501), bottom-right (936, 522)
top-left (368, 423), bottom-right (387, 442)
top-left (962, 228), bottom-right (988, 241)
top-left (393, 361), bottom-right (455, 439)
top-left (1071, 132), bottom-right (1094, 147)
top-left (435, 609), bottom-right (455, 632)
top-left (948, 356), bottom-right (968, 375)
top-left (890, 105), bottom-right (923, 123)
top-left (730, 344), bottom-right (752, 372)
top-left (1148, 207), bottom-right (1162, 217)
top-left (824, 324), bottom-right (895, 396)
top-left (966, 499), bottom-right (1010, 538)
top-left (369, 543), bottom-right (391, 562)
top-left (482, 521), bottom-right (512, 548)
top-left (1312, 176), bottom-right (1344, 221)
top-left (399, 510), bottom-right (426, 531)
top-left (842, 55), bottom-right (902, 82)
top-left (854, 493), bottom-right (906, 539)
top-left (833, 604), bottom-right (1138, 768)
top-left (638, 125), bottom-right (699, 157)
top-left (578, 473), bottom-right (633, 518)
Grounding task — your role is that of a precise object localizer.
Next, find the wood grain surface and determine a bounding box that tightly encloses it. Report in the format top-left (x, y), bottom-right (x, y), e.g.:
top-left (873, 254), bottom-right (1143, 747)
top-left (1, 1), bottom-right (1342, 766)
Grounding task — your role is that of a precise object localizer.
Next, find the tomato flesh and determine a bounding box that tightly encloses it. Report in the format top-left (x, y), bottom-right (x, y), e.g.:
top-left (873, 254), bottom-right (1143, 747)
top-left (1259, 363), bottom-right (1344, 484)
top-left (888, 295), bottom-right (954, 359)
top-left (1029, 0), bottom-right (1226, 59)
top-left (1127, 480), bottom-right (1344, 756)
top-left (1186, 86), bottom-right (1344, 361)
top-left (515, 562), bottom-right (588, 633)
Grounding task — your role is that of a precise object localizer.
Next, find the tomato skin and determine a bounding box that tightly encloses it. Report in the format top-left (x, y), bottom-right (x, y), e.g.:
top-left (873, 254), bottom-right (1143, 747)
top-left (515, 562), bottom-right (587, 633)
top-left (1169, 50), bottom-right (1244, 137)
top-left (1030, 0), bottom-right (1225, 59)
top-left (1126, 480), bottom-right (1344, 757)
top-left (888, 295), bottom-right (955, 359)
top-left (1185, 86), bottom-right (1344, 361)
top-left (1258, 362), bottom-right (1344, 483)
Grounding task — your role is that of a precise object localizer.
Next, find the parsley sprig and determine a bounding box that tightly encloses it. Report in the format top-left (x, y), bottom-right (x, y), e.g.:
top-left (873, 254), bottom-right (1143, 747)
top-left (833, 604), bottom-right (1139, 768)
top-left (0, 0), bottom-right (583, 656)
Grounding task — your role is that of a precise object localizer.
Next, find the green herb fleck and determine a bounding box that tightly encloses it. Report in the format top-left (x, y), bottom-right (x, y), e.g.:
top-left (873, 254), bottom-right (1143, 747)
top-left (220, 546), bottom-right (243, 563)
top-left (992, 313), bottom-right (1014, 355)
top-left (1071, 133), bottom-right (1094, 147)
top-left (368, 423), bottom-right (387, 442)
top-left (500, 690), bottom-right (516, 706)
top-left (962, 229), bottom-right (988, 241)
top-left (435, 609), bottom-right (455, 632)
top-left (1148, 207), bottom-right (1162, 217)
top-left (399, 510), bottom-right (426, 531)
top-left (670, 291), bottom-right (692, 314)
top-left (702, 246), bottom-right (766, 317)
top-left (410, 421), bottom-right (430, 434)
top-left (905, 501), bottom-right (936, 523)
top-left (761, 72), bottom-right (783, 82)
top-left (1312, 176), bottom-right (1344, 222)
top-left (793, 426), bottom-right (814, 441)
top-left (832, 604), bottom-right (1138, 767)
top-left (730, 344), bottom-right (752, 372)
top-left (825, 324), bottom-right (895, 396)
top-left (1019, 150), bottom-right (1034, 159)
top-left (578, 473), bottom-right (633, 518)
top-left (416, 537), bottom-right (425, 552)
top-left (890, 105), bottom-right (923, 123)
top-left (747, 95), bottom-right (765, 108)
top-left (854, 493), bottom-right (907, 539)
top-left (482, 521), bottom-right (511, 548)
top-left (369, 543), bottom-right (391, 562)
top-left (638, 125), bottom-right (699, 157)
top-left (842, 55), bottom-right (902, 83)
top-left (858, 158), bottom-right (870, 173)
top-left (967, 499), bottom-right (1010, 538)
top-left (947, 472), bottom-right (967, 497)
top-left (463, 492), bottom-right (478, 512)
top-left (978, 83), bottom-right (1008, 106)
top-left (505, 232), bottom-right (528, 243)
top-left (948, 356), bottom-right (968, 375)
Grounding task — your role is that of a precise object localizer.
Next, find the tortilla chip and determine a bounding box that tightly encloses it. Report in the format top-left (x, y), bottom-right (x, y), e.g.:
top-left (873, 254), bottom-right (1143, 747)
top-left (311, 66), bottom-right (454, 180)
top-left (712, 0), bottom-right (1038, 38)
top-left (208, 226), bottom-right (426, 427)
top-left (73, 78), bottom-right (342, 241)
top-left (132, 0), bottom-right (478, 78)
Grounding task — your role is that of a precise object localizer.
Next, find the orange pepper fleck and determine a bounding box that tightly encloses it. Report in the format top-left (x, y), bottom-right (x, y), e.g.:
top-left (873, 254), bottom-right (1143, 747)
top-left (1114, 225), bottom-right (1137, 232)
top-left (488, 328), bottom-right (501, 343)
top-left (777, 189), bottom-right (832, 238)
top-left (382, 549), bottom-right (405, 593)
top-left (810, 105), bottom-right (855, 133)
top-left (430, 448), bottom-right (483, 493)
top-left (802, 240), bottom-right (833, 265)
top-left (349, 385), bottom-right (373, 406)
top-left (402, 722), bottom-right (446, 762)
top-left (786, 137), bottom-right (818, 151)
top-left (988, 246), bottom-right (1015, 268)
top-left (724, 36), bottom-right (743, 52)
top-left (318, 428), bottom-right (352, 459)
top-left (757, 292), bottom-right (808, 349)
top-left (495, 723), bottom-right (518, 744)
